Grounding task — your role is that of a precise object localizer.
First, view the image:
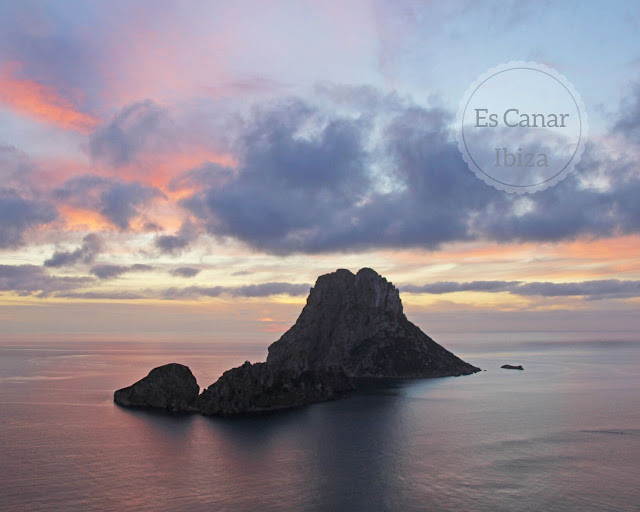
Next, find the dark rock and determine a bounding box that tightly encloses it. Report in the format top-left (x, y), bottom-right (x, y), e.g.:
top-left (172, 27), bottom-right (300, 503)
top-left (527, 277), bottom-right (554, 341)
top-left (501, 364), bottom-right (524, 370)
top-left (115, 268), bottom-right (480, 416)
top-left (267, 268), bottom-right (480, 378)
top-left (198, 268), bottom-right (479, 415)
top-left (114, 363), bottom-right (200, 412)
top-left (197, 362), bottom-right (353, 416)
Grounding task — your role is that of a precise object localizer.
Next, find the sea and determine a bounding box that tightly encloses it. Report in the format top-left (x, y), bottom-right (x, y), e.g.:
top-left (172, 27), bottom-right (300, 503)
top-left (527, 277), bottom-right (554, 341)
top-left (1, 332), bottom-right (639, 512)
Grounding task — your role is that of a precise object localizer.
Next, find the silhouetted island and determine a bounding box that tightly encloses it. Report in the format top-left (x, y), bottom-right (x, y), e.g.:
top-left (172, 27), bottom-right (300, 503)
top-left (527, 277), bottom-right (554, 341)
top-left (115, 268), bottom-right (481, 415)
top-left (501, 364), bottom-right (524, 370)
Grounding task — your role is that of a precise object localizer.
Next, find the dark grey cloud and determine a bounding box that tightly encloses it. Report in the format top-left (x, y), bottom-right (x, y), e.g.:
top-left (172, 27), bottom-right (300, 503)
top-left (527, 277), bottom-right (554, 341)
top-left (516, 280), bottom-right (640, 300)
top-left (231, 282), bottom-right (311, 297)
top-left (0, 189), bottom-right (57, 248)
top-left (401, 279), bottom-right (640, 300)
top-left (0, 264), bottom-right (93, 297)
top-left (90, 263), bottom-right (154, 280)
top-left (162, 286), bottom-right (224, 300)
top-left (90, 100), bottom-right (176, 166)
top-left (54, 175), bottom-right (163, 229)
top-left (168, 162), bottom-right (234, 192)
top-left (614, 83), bottom-right (640, 142)
top-left (56, 291), bottom-right (145, 300)
top-left (99, 182), bottom-right (163, 229)
top-left (143, 221), bottom-right (163, 232)
top-left (181, 98), bottom-right (373, 253)
top-left (154, 221), bottom-right (199, 255)
top-left (44, 233), bottom-right (103, 267)
top-left (169, 267), bottom-right (201, 278)
top-left (403, 281), bottom-right (521, 294)
top-left (175, 88), bottom-right (640, 254)
top-left (161, 282), bottom-right (310, 300)
top-left (0, 144), bottom-right (33, 189)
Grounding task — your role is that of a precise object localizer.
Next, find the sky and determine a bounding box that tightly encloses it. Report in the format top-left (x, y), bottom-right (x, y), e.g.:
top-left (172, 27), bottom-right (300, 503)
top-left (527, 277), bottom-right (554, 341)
top-left (1, 0), bottom-right (640, 343)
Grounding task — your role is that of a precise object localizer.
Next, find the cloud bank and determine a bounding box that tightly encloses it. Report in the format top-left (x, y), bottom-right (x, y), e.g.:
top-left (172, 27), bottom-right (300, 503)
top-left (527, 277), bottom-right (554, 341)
top-left (44, 233), bottom-right (103, 267)
top-left (402, 279), bottom-right (640, 300)
top-left (90, 264), bottom-right (155, 280)
top-left (0, 265), bottom-right (93, 297)
top-left (171, 89), bottom-right (640, 254)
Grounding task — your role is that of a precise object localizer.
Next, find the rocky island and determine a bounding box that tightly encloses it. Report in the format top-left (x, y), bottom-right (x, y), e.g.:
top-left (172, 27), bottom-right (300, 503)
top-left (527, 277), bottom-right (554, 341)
top-left (114, 363), bottom-right (199, 412)
top-left (115, 268), bottom-right (480, 415)
top-left (501, 364), bottom-right (524, 370)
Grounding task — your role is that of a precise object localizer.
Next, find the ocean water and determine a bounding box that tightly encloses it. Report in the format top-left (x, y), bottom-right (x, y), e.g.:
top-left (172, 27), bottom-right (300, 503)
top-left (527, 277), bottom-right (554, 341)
top-left (0, 334), bottom-right (639, 512)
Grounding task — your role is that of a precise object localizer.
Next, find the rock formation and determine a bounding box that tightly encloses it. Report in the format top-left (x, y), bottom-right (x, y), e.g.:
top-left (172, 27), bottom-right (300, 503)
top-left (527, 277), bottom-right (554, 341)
top-left (114, 363), bottom-right (200, 412)
top-left (197, 362), bottom-right (353, 415)
top-left (115, 268), bottom-right (480, 416)
top-left (501, 364), bottom-right (524, 370)
top-left (266, 268), bottom-right (479, 378)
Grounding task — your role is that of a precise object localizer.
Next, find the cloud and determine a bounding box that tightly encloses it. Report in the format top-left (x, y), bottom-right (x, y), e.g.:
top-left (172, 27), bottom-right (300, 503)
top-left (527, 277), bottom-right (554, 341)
top-left (154, 221), bottom-right (199, 255)
top-left (89, 100), bottom-right (175, 166)
top-left (168, 162), bottom-right (234, 192)
top-left (0, 144), bottom-right (34, 190)
top-left (90, 263), bottom-right (154, 280)
top-left (176, 89), bottom-right (640, 254)
top-left (169, 267), bottom-right (201, 278)
top-left (0, 189), bottom-right (57, 248)
top-left (162, 286), bottom-right (224, 300)
top-left (516, 280), bottom-right (640, 300)
top-left (44, 233), bottom-right (103, 267)
top-left (614, 83), bottom-right (640, 143)
top-left (0, 64), bottom-right (98, 132)
top-left (161, 282), bottom-right (310, 299)
top-left (54, 175), bottom-right (163, 229)
top-left (0, 2), bottom-right (106, 112)
top-left (403, 281), bottom-right (521, 294)
top-left (401, 279), bottom-right (640, 300)
top-left (98, 182), bottom-right (164, 229)
top-left (231, 282), bottom-right (311, 297)
top-left (181, 98), bottom-right (373, 253)
top-left (56, 291), bottom-right (145, 300)
top-left (0, 264), bottom-right (93, 297)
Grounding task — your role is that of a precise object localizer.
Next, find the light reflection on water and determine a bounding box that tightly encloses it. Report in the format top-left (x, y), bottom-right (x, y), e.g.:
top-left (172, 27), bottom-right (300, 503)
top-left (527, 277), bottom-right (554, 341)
top-left (0, 337), bottom-right (639, 511)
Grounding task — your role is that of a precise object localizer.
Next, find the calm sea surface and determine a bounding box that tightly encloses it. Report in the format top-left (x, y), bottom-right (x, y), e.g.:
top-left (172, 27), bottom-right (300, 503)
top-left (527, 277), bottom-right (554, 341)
top-left (1, 333), bottom-right (639, 512)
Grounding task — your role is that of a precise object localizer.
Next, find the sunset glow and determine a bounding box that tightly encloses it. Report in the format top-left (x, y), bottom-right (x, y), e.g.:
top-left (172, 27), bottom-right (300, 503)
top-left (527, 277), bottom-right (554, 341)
top-left (1, 1), bottom-right (639, 340)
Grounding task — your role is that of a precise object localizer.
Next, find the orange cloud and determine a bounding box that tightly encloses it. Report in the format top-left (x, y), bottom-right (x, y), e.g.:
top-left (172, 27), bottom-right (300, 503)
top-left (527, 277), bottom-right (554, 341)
top-left (58, 205), bottom-right (113, 231)
top-left (0, 64), bottom-right (98, 132)
top-left (374, 235), bottom-right (640, 286)
top-left (100, 149), bottom-right (236, 197)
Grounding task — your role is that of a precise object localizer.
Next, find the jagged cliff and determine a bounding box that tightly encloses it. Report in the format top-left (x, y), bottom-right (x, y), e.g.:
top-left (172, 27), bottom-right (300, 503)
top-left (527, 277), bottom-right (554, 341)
top-left (115, 268), bottom-right (480, 415)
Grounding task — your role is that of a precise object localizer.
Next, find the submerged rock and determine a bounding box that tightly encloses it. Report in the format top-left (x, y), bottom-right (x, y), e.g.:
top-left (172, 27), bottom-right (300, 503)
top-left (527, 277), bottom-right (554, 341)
top-left (115, 268), bottom-right (480, 416)
top-left (114, 363), bottom-right (200, 412)
top-left (501, 364), bottom-right (524, 370)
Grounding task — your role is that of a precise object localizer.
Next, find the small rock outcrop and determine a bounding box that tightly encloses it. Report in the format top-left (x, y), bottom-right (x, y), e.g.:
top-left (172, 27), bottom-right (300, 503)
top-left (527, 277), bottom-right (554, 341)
top-left (501, 364), bottom-right (524, 370)
top-left (114, 363), bottom-right (200, 411)
top-left (115, 268), bottom-right (480, 416)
